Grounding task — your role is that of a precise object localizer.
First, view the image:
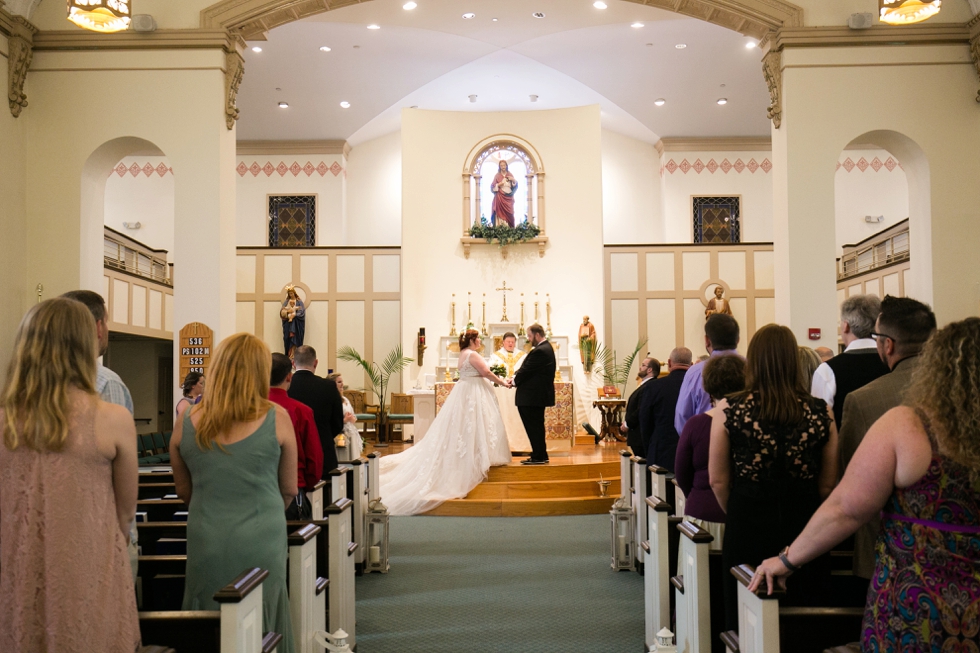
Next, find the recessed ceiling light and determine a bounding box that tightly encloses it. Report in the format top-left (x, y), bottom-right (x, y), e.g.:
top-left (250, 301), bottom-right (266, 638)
top-left (532, 12), bottom-right (545, 18)
top-left (403, 1), bottom-right (417, 9)
top-left (675, 43), bottom-right (687, 49)
top-left (251, 46), bottom-right (262, 52)
top-left (593, 1), bottom-right (607, 8)
top-left (278, 102), bottom-right (289, 108)
top-left (492, 17), bottom-right (498, 22)
top-left (319, 46), bottom-right (331, 52)
top-left (717, 98), bottom-right (728, 105)
top-left (340, 101), bottom-right (351, 108)
top-left (631, 22), bottom-right (644, 28)
top-left (462, 12), bottom-right (475, 19)
top-left (529, 94), bottom-right (538, 102)
top-left (367, 24), bottom-right (380, 29)
top-left (468, 94), bottom-right (477, 103)
top-left (745, 39), bottom-right (758, 49)
top-left (654, 98), bottom-right (666, 106)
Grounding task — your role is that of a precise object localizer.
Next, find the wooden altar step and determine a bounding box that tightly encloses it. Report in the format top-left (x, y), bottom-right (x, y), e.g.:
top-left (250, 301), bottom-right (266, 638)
top-left (423, 452), bottom-right (622, 517)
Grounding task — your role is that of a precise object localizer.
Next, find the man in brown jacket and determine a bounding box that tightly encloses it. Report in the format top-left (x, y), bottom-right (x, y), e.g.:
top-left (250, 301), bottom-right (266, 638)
top-left (838, 295), bottom-right (936, 579)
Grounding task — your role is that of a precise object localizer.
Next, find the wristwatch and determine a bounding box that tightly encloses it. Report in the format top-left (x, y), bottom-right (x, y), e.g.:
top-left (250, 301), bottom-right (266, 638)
top-left (778, 546), bottom-right (801, 572)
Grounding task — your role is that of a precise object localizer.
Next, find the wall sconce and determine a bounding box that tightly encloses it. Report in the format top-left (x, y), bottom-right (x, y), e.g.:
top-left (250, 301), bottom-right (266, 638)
top-left (122, 221), bottom-right (142, 229)
top-left (417, 327), bottom-right (426, 366)
top-left (879, 0), bottom-right (941, 25)
top-left (68, 0), bottom-right (131, 32)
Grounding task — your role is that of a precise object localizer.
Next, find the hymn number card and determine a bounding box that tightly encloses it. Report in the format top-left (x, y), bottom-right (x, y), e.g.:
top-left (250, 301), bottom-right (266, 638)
top-left (179, 322), bottom-right (214, 380)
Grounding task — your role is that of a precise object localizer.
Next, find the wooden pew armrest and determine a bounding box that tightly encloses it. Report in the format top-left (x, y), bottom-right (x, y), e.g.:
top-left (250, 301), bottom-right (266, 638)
top-left (261, 632), bottom-right (283, 653)
top-left (213, 567), bottom-right (269, 603)
top-left (720, 630), bottom-right (740, 653)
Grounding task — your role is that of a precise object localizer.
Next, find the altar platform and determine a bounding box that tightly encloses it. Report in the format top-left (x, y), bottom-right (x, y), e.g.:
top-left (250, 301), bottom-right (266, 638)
top-left (363, 431), bottom-right (625, 517)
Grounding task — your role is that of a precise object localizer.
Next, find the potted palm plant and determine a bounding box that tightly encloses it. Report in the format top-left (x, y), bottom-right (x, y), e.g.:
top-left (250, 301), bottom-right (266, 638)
top-left (591, 339), bottom-right (647, 397)
top-left (337, 344), bottom-right (414, 446)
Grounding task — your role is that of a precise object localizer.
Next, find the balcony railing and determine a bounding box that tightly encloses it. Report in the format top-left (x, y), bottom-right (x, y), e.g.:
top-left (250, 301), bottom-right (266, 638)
top-left (103, 227), bottom-right (171, 286)
top-left (837, 226), bottom-right (909, 281)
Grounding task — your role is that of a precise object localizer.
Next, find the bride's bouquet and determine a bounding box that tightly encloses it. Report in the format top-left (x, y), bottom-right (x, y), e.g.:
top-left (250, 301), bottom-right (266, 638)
top-left (489, 364), bottom-right (507, 386)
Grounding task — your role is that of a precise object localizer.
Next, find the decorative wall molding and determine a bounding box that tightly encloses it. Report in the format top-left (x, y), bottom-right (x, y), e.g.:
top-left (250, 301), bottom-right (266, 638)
top-left (836, 156), bottom-right (904, 173)
top-left (31, 28), bottom-right (239, 51)
top-left (224, 49), bottom-right (244, 130)
top-left (237, 139), bottom-right (350, 157)
top-left (761, 48), bottom-right (781, 129)
top-left (655, 137), bottom-right (771, 155)
top-left (236, 160), bottom-right (345, 177)
top-left (660, 157), bottom-right (772, 175)
top-left (1, 6), bottom-right (35, 118)
top-left (109, 162), bottom-right (175, 178)
top-left (202, 0), bottom-right (802, 42)
top-left (970, 14), bottom-right (980, 102)
top-left (772, 23), bottom-right (972, 50)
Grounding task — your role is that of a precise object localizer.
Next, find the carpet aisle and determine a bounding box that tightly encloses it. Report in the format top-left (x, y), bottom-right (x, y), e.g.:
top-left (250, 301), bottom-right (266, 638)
top-left (355, 515), bottom-right (645, 652)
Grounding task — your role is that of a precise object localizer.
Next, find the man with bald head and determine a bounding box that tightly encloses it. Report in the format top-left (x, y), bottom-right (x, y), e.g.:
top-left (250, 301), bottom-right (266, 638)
top-left (639, 347), bottom-right (693, 471)
top-left (815, 347), bottom-right (835, 363)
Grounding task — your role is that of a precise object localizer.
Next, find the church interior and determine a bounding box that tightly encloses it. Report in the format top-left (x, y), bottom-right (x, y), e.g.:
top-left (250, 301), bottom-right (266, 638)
top-left (2, 0), bottom-right (980, 650)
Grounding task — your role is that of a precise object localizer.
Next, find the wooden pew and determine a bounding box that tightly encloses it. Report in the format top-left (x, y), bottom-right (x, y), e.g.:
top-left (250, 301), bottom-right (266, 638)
top-left (139, 567), bottom-right (282, 653)
top-left (288, 524), bottom-right (329, 653)
top-left (288, 496), bottom-right (357, 649)
top-left (629, 454), bottom-right (647, 572)
top-left (723, 565), bottom-right (864, 653)
top-left (137, 498), bottom-right (186, 522)
top-left (642, 496), bottom-right (673, 652)
top-left (671, 521), bottom-right (714, 653)
top-left (340, 457), bottom-right (369, 572)
top-left (139, 469), bottom-right (175, 484)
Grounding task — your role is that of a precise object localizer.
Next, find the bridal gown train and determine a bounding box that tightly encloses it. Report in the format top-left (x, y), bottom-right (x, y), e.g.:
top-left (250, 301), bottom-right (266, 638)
top-left (378, 351), bottom-right (512, 515)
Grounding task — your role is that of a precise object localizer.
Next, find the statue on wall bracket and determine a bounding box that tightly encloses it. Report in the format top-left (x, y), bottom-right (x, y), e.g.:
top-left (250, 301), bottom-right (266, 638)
top-left (280, 284), bottom-right (306, 357)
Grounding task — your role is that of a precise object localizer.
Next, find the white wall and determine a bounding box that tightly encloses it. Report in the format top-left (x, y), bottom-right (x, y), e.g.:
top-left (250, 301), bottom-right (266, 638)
top-left (834, 148), bottom-right (909, 253)
top-left (0, 30), bottom-right (28, 373)
top-left (235, 152), bottom-right (346, 247)
top-left (346, 131), bottom-right (402, 246)
top-left (104, 156), bottom-right (175, 259)
top-left (660, 150), bottom-right (774, 243)
top-left (402, 106), bottom-right (604, 420)
top-left (601, 129), bottom-right (663, 244)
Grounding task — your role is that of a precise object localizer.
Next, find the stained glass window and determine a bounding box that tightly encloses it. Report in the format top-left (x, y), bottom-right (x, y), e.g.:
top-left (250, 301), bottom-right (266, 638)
top-left (269, 195), bottom-right (316, 247)
top-left (693, 196), bottom-right (740, 244)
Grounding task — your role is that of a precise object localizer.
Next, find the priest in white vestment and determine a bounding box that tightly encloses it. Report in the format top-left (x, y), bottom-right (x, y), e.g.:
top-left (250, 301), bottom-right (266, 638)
top-left (489, 332), bottom-right (532, 453)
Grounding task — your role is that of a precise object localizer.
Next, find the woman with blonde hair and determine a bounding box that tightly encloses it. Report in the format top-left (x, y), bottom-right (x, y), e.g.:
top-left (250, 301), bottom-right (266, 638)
top-left (751, 317), bottom-right (980, 651)
top-left (797, 345), bottom-right (821, 389)
top-left (0, 298), bottom-right (140, 652)
top-left (170, 333), bottom-right (297, 653)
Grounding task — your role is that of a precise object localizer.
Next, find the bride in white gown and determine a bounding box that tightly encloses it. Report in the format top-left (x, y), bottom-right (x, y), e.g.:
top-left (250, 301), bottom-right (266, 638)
top-left (379, 330), bottom-right (513, 515)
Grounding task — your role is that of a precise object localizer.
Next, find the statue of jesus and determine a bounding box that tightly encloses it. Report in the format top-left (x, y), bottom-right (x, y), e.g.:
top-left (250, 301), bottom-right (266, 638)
top-left (491, 160), bottom-right (518, 228)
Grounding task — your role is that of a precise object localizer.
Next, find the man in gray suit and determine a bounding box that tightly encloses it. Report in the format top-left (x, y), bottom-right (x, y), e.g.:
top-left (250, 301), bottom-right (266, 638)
top-left (838, 295), bottom-right (936, 578)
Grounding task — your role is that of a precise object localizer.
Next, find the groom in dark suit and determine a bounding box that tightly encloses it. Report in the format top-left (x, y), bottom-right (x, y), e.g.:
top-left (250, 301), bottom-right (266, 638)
top-left (288, 345), bottom-right (343, 477)
top-left (513, 323), bottom-right (556, 465)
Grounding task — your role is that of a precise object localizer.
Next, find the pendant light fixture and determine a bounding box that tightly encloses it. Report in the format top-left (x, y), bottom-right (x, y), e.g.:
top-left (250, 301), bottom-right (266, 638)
top-left (879, 0), bottom-right (941, 25)
top-left (68, 0), bottom-right (131, 33)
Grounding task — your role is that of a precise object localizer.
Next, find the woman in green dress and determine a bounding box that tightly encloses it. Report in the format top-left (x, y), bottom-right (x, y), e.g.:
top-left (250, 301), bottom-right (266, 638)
top-left (170, 333), bottom-right (298, 653)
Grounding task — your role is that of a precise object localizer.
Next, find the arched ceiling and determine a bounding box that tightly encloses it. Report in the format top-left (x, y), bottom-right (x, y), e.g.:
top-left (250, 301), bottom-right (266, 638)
top-left (235, 0), bottom-right (772, 145)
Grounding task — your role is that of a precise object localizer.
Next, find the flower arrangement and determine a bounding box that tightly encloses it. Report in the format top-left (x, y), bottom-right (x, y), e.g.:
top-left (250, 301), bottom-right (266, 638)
top-left (489, 363), bottom-right (507, 377)
top-left (468, 216), bottom-right (541, 247)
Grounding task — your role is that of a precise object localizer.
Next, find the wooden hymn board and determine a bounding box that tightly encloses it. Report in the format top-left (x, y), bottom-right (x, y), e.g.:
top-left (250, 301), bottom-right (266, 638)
top-left (178, 322), bottom-right (214, 380)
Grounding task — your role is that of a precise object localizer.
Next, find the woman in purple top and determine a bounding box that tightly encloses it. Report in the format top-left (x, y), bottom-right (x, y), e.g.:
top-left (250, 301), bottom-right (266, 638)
top-left (675, 354), bottom-right (745, 548)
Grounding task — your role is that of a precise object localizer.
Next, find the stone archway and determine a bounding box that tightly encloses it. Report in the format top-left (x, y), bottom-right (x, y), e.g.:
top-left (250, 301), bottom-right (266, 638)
top-left (202, 0), bottom-right (802, 42)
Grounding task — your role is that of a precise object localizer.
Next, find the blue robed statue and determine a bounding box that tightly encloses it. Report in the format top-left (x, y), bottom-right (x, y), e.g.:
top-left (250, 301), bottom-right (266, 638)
top-left (280, 285), bottom-right (305, 357)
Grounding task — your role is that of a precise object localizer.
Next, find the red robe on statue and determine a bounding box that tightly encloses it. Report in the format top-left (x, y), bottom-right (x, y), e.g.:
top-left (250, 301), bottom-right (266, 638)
top-left (491, 172), bottom-right (518, 227)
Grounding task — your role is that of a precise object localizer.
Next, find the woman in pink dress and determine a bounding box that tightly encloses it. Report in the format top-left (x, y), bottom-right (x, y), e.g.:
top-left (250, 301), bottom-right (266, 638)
top-left (491, 160), bottom-right (518, 227)
top-left (0, 298), bottom-right (140, 653)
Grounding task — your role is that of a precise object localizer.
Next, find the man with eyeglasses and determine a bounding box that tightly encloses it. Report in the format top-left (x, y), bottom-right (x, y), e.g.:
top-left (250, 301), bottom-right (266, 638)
top-left (811, 294), bottom-right (890, 429)
top-left (837, 295), bottom-right (936, 580)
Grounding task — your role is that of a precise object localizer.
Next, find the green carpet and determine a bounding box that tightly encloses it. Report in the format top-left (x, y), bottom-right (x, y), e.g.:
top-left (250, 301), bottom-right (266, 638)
top-left (355, 515), bottom-right (645, 652)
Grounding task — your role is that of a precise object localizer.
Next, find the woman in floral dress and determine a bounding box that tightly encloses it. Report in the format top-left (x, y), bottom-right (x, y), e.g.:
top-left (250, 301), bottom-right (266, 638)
top-left (751, 317), bottom-right (980, 651)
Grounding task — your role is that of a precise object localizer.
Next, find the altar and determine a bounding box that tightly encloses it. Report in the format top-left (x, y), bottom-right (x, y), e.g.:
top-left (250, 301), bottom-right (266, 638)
top-left (435, 381), bottom-right (575, 452)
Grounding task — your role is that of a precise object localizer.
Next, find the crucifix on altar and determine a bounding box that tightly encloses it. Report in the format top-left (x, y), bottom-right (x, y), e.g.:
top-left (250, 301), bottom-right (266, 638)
top-left (496, 280), bottom-right (513, 321)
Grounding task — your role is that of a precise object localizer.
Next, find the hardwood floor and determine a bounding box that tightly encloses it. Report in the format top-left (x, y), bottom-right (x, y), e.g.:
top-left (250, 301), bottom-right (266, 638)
top-left (362, 432), bottom-right (632, 517)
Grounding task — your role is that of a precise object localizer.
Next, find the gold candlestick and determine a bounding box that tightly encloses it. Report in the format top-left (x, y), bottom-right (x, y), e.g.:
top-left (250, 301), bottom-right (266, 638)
top-left (35, 283), bottom-right (43, 304)
top-left (467, 292), bottom-right (472, 328)
top-left (481, 294), bottom-right (489, 336)
top-left (534, 292), bottom-right (539, 323)
top-left (546, 293), bottom-right (553, 337)
top-left (450, 294), bottom-right (458, 336)
top-left (518, 294), bottom-right (526, 336)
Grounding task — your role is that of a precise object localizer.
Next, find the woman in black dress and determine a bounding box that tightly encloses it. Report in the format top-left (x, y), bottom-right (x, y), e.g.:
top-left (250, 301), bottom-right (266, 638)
top-left (708, 324), bottom-right (838, 628)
